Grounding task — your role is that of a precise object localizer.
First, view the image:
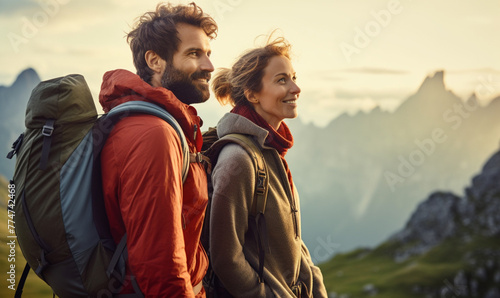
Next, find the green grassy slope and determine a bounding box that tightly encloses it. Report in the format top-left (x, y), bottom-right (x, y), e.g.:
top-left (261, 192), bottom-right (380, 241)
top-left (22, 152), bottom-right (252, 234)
top-left (320, 236), bottom-right (500, 297)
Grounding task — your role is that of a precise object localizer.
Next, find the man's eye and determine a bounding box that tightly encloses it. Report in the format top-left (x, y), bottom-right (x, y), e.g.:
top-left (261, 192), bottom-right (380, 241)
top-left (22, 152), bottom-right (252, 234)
top-left (189, 52), bottom-right (198, 56)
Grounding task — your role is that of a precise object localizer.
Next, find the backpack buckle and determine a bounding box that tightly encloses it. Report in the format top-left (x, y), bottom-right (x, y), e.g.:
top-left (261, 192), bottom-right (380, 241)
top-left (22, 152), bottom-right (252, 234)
top-left (256, 170), bottom-right (266, 195)
top-left (190, 152), bottom-right (205, 163)
top-left (42, 123), bottom-right (54, 137)
top-left (35, 251), bottom-right (49, 275)
top-left (6, 133), bottom-right (24, 159)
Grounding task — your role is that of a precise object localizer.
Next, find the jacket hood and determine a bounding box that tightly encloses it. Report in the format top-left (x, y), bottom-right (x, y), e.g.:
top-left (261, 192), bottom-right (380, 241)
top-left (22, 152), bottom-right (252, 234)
top-left (216, 113), bottom-right (269, 148)
top-left (99, 69), bottom-right (203, 150)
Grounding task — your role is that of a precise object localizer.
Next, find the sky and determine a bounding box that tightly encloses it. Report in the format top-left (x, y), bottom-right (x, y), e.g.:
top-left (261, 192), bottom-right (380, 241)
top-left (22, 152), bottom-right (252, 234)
top-left (1, 0), bottom-right (499, 127)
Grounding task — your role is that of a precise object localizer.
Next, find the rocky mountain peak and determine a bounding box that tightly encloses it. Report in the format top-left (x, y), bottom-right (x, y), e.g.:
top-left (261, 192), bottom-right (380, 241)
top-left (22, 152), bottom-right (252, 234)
top-left (418, 70), bottom-right (445, 92)
top-left (390, 146), bottom-right (500, 262)
top-left (390, 192), bottom-right (462, 262)
top-left (392, 70), bottom-right (461, 118)
top-left (1, 68), bottom-right (41, 178)
top-left (466, 93), bottom-right (479, 107)
top-left (10, 68), bottom-right (40, 90)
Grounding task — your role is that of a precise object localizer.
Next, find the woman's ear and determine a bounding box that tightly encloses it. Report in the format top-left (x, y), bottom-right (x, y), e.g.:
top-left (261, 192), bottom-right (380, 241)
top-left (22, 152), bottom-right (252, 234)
top-left (145, 50), bottom-right (165, 74)
top-left (244, 89), bottom-right (259, 104)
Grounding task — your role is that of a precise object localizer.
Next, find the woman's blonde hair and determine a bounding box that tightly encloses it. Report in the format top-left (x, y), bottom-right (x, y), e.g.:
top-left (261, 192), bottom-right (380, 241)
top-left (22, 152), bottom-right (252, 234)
top-left (212, 36), bottom-right (292, 107)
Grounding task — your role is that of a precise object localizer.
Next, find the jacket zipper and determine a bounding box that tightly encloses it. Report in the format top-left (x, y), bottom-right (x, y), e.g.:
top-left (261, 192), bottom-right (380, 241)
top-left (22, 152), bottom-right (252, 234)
top-left (290, 197), bottom-right (299, 239)
top-left (291, 199), bottom-right (299, 239)
top-left (273, 152), bottom-right (299, 239)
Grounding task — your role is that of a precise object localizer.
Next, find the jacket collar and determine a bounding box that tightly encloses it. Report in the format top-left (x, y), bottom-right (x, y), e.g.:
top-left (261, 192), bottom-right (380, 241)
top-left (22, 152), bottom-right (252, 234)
top-left (99, 69), bottom-right (203, 151)
top-left (216, 113), bottom-right (270, 149)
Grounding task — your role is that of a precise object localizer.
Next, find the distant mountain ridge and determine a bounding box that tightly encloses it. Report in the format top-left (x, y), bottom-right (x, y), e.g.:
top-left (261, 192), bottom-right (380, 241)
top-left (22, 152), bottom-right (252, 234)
top-left (0, 68), bottom-right (40, 178)
top-left (286, 70), bottom-right (500, 259)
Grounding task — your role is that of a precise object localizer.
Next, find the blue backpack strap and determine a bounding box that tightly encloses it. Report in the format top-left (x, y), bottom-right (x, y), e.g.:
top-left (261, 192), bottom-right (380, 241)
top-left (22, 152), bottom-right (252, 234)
top-left (95, 101), bottom-right (189, 297)
top-left (106, 101), bottom-right (189, 182)
top-left (91, 100), bottom-right (192, 242)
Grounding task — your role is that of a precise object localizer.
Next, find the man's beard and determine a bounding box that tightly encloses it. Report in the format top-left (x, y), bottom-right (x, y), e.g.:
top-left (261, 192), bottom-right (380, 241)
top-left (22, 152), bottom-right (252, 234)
top-left (161, 64), bottom-right (211, 104)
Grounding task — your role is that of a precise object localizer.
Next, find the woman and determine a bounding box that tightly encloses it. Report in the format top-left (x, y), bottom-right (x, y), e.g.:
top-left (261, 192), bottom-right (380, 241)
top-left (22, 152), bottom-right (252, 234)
top-left (208, 37), bottom-right (328, 297)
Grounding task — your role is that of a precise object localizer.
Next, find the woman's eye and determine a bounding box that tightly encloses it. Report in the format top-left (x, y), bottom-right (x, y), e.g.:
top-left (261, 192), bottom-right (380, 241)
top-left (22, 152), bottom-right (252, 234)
top-left (278, 78), bottom-right (286, 83)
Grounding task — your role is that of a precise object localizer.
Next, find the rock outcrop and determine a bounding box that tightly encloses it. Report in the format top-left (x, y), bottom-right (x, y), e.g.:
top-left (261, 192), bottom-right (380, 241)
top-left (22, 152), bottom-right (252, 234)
top-left (389, 148), bottom-right (500, 296)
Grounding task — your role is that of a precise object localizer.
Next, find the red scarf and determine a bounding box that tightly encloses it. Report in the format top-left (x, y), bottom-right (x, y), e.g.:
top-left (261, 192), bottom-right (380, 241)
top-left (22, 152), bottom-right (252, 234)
top-left (231, 105), bottom-right (295, 195)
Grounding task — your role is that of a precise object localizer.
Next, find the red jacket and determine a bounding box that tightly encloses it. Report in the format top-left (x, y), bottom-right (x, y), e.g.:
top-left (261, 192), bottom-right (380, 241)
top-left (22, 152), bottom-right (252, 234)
top-left (99, 69), bottom-right (208, 297)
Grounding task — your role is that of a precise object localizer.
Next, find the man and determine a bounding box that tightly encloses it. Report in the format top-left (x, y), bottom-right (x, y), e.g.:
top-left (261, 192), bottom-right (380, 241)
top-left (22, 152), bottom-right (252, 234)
top-left (99, 3), bottom-right (217, 297)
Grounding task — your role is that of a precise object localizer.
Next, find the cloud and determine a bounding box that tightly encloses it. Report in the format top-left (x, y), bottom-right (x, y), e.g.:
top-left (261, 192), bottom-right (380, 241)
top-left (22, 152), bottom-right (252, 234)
top-left (341, 67), bottom-right (409, 75)
top-left (307, 72), bottom-right (347, 83)
top-left (305, 67), bottom-right (408, 83)
top-left (447, 68), bottom-right (500, 75)
top-left (334, 88), bottom-right (407, 101)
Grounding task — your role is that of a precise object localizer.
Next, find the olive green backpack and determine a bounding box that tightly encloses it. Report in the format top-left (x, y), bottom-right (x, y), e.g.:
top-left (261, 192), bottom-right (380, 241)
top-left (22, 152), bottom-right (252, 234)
top-left (7, 74), bottom-right (189, 297)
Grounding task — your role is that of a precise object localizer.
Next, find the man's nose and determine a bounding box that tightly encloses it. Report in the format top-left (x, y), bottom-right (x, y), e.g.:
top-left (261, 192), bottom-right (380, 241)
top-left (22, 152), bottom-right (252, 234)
top-left (200, 55), bottom-right (214, 73)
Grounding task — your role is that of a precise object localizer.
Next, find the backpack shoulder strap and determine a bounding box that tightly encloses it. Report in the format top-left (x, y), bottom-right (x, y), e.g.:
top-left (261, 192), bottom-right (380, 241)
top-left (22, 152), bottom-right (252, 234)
top-left (204, 132), bottom-right (270, 283)
top-left (93, 101), bottom-right (190, 297)
top-left (207, 133), bottom-right (269, 216)
top-left (105, 101), bottom-right (190, 183)
top-left (221, 134), bottom-right (270, 283)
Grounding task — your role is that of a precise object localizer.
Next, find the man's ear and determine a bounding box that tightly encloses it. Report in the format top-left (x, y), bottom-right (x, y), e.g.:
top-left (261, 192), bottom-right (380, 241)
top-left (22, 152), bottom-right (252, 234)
top-left (145, 50), bottom-right (165, 74)
top-left (244, 89), bottom-right (259, 104)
